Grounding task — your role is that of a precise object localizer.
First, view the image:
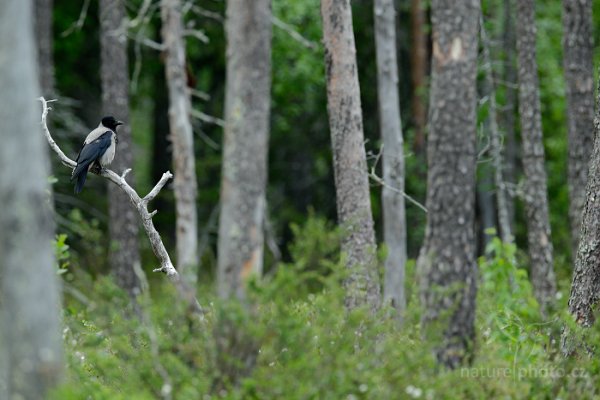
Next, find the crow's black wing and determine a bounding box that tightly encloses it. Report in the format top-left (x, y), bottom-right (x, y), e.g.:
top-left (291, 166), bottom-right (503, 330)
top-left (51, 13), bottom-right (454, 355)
top-left (71, 131), bottom-right (112, 180)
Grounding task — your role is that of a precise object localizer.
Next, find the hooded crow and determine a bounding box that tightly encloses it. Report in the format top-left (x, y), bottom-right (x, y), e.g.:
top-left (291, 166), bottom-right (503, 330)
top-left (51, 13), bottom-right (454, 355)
top-left (71, 116), bottom-right (122, 193)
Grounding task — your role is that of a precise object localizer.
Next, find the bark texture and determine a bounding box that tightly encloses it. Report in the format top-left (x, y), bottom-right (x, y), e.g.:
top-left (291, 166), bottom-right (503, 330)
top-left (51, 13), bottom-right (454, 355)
top-left (100, 0), bottom-right (142, 298)
top-left (321, 0), bottom-right (381, 312)
top-left (34, 0), bottom-right (55, 96)
top-left (374, 0), bottom-right (406, 318)
top-left (567, 73), bottom-right (600, 328)
top-left (516, 0), bottom-right (556, 312)
top-left (0, 1), bottom-right (63, 396)
top-left (562, 0), bottom-right (594, 252)
top-left (410, 0), bottom-right (428, 152)
top-left (218, 0), bottom-right (272, 300)
top-left (416, 0), bottom-right (479, 368)
top-left (161, 0), bottom-right (199, 283)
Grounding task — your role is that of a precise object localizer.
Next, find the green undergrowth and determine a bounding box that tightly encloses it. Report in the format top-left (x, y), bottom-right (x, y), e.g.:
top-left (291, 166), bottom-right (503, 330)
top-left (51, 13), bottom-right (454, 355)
top-left (52, 218), bottom-right (600, 399)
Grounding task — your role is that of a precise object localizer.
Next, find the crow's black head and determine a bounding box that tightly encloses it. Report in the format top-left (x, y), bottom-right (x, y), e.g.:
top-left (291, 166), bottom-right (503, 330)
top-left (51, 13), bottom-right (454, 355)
top-left (101, 116), bottom-right (123, 131)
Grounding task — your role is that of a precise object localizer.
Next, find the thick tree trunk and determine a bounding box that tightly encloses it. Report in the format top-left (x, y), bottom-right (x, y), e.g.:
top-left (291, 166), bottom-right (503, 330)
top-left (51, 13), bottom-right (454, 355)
top-left (410, 0), bottom-right (428, 153)
top-left (218, 0), bottom-right (272, 300)
top-left (416, 0), bottom-right (479, 368)
top-left (374, 0), bottom-right (407, 319)
top-left (567, 72), bottom-right (600, 329)
top-left (516, 0), bottom-right (556, 312)
top-left (501, 0), bottom-right (518, 234)
top-left (161, 0), bottom-right (199, 283)
top-left (34, 0), bottom-right (55, 96)
top-left (0, 1), bottom-right (63, 396)
top-left (321, 0), bottom-right (381, 312)
top-left (100, 0), bottom-right (142, 298)
top-left (562, 0), bottom-right (594, 252)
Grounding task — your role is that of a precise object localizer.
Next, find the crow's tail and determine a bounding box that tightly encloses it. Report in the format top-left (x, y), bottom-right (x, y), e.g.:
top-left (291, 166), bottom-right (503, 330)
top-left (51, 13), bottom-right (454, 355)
top-left (71, 164), bottom-right (90, 194)
top-left (74, 170), bottom-right (87, 194)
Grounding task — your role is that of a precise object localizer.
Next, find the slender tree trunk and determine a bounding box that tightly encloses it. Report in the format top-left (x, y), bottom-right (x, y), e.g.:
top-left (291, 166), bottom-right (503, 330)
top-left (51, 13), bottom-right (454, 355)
top-left (100, 0), bottom-right (142, 298)
top-left (562, 0), bottom-right (594, 253)
top-left (477, 76), bottom-right (497, 250)
top-left (34, 0), bottom-right (55, 97)
top-left (477, 161), bottom-right (497, 251)
top-left (374, 0), bottom-right (407, 319)
top-left (161, 0), bottom-right (199, 283)
top-left (321, 0), bottom-right (381, 312)
top-left (0, 1), bottom-right (63, 396)
top-left (416, 0), bottom-right (479, 368)
top-left (568, 72), bottom-right (600, 329)
top-left (410, 0), bottom-right (428, 153)
top-left (501, 0), bottom-right (518, 233)
top-left (481, 18), bottom-right (513, 243)
top-left (218, 0), bottom-right (272, 300)
top-left (516, 0), bottom-right (556, 312)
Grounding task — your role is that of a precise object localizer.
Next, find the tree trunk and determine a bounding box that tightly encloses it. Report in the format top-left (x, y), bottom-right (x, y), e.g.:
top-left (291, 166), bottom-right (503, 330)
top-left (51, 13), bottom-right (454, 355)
top-left (218, 0), bottom-right (272, 300)
top-left (501, 0), bottom-right (518, 234)
top-left (374, 0), bottom-right (407, 319)
top-left (481, 17), bottom-right (513, 244)
top-left (410, 0), bottom-right (428, 153)
top-left (34, 0), bottom-right (55, 96)
top-left (416, 0), bottom-right (479, 368)
top-left (562, 0), bottom-right (594, 253)
top-left (321, 0), bottom-right (381, 312)
top-left (100, 0), bottom-right (142, 298)
top-left (567, 71), bottom-right (600, 329)
top-left (516, 0), bottom-right (556, 312)
top-left (0, 1), bottom-right (63, 396)
top-left (161, 0), bottom-right (199, 283)
top-left (477, 161), bottom-right (497, 251)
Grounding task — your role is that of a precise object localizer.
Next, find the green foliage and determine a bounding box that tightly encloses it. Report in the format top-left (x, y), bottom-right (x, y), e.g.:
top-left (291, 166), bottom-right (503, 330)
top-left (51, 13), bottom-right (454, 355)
top-left (53, 233), bottom-right (71, 274)
top-left (52, 219), bottom-right (600, 399)
top-left (477, 233), bottom-right (544, 362)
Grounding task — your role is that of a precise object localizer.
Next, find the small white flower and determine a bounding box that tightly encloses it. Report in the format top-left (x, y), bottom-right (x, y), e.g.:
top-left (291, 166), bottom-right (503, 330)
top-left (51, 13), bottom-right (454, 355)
top-left (406, 385), bottom-right (423, 399)
top-left (359, 384), bottom-right (368, 393)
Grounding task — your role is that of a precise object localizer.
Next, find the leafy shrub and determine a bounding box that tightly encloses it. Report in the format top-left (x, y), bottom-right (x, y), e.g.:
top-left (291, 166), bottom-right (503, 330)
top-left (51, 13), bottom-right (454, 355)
top-left (52, 222), bottom-right (600, 399)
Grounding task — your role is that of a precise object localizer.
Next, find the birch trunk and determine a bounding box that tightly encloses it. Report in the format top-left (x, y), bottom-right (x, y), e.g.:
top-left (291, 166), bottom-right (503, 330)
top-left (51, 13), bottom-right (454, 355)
top-left (374, 0), bottom-right (406, 319)
top-left (0, 1), bottom-right (63, 396)
top-left (161, 0), bottom-right (199, 283)
top-left (516, 0), bottom-right (556, 312)
top-left (416, 0), bottom-right (479, 368)
top-left (321, 0), bottom-right (381, 312)
top-left (218, 0), bottom-right (272, 300)
top-left (562, 0), bottom-right (594, 252)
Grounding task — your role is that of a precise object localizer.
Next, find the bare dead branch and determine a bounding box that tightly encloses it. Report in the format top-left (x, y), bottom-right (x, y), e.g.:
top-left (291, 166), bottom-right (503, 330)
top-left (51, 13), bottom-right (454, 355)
top-left (191, 109), bottom-right (225, 127)
top-left (143, 172), bottom-right (173, 204)
top-left (272, 16), bottom-right (319, 50)
top-left (187, 4), bottom-right (224, 23)
top-left (368, 144), bottom-right (428, 213)
top-left (183, 28), bottom-right (209, 43)
top-left (39, 97), bottom-right (204, 317)
top-left (61, 0), bottom-right (91, 37)
top-left (40, 99), bottom-right (75, 168)
top-left (190, 89), bottom-right (210, 101)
